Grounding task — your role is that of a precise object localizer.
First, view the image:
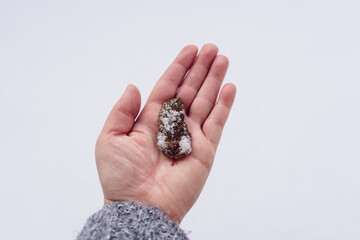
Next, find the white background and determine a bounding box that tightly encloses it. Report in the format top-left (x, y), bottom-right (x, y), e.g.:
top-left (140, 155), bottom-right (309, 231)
top-left (1, 1), bottom-right (360, 239)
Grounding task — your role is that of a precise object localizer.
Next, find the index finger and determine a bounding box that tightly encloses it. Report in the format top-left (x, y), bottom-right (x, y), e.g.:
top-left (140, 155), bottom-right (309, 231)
top-left (135, 45), bottom-right (198, 133)
top-left (147, 45), bottom-right (198, 105)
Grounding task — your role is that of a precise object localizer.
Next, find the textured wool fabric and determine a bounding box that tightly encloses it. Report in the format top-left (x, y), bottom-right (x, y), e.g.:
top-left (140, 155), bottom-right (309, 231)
top-left (77, 201), bottom-right (189, 240)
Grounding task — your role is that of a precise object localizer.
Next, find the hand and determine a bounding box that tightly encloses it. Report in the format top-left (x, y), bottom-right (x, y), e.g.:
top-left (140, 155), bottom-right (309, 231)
top-left (95, 44), bottom-right (236, 224)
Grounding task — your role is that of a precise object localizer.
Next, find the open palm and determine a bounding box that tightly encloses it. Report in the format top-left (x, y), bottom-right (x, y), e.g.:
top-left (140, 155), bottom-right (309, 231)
top-left (95, 44), bottom-right (236, 224)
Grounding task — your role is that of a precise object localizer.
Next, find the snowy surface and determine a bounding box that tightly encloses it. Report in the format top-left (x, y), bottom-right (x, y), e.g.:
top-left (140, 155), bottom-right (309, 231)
top-left (179, 136), bottom-right (191, 154)
top-left (159, 102), bottom-right (182, 135)
top-left (156, 132), bottom-right (168, 150)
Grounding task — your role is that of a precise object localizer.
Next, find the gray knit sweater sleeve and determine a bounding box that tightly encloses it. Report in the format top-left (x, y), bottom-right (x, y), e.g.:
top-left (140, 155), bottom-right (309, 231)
top-left (77, 201), bottom-right (189, 240)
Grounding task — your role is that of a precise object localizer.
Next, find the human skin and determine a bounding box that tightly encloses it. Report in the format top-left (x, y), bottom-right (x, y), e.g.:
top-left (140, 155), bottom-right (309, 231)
top-left (95, 44), bottom-right (236, 224)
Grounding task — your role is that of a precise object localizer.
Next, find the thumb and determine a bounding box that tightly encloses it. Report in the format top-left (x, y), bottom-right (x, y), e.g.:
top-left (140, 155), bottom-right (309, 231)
top-left (103, 84), bottom-right (141, 135)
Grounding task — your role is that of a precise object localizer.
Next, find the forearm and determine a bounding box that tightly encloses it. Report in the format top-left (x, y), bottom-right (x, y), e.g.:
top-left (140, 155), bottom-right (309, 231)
top-left (77, 201), bottom-right (189, 240)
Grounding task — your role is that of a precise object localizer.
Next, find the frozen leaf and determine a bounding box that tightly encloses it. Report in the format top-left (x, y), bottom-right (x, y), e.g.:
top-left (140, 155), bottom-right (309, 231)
top-left (156, 97), bottom-right (192, 161)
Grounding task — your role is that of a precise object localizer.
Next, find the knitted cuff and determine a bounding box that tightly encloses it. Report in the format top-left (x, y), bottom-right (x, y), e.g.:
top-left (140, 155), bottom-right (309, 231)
top-left (77, 201), bottom-right (189, 240)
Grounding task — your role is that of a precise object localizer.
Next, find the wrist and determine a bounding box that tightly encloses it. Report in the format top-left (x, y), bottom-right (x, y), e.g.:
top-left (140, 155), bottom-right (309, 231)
top-left (103, 198), bottom-right (183, 225)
